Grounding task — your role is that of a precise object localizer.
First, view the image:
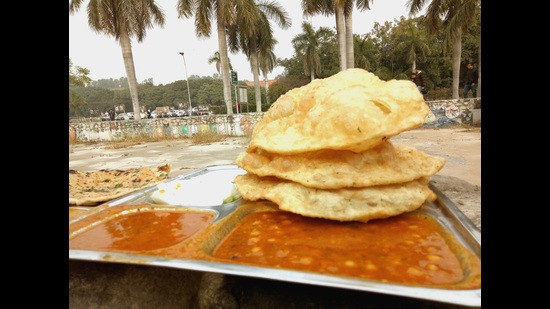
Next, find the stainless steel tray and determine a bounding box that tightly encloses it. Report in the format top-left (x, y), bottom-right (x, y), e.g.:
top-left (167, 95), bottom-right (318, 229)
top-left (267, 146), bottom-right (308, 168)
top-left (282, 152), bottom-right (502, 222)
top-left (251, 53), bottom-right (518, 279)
top-left (68, 164), bottom-right (481, 307)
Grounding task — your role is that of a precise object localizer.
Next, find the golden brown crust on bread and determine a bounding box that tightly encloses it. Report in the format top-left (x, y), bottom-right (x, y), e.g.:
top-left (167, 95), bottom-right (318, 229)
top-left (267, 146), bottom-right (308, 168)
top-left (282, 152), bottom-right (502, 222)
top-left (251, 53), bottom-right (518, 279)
top-left (248, 69), bottom-right (428, 154)
top-left (237, 141), bottom-right (444, 189)
top-left (234, 173), bottom-right (436, 222)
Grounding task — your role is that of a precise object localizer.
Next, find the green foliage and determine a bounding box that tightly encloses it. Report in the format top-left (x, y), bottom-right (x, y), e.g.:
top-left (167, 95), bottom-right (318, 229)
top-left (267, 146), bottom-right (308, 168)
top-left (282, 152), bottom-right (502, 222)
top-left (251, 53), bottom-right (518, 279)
top-left (69, 90), bottom-right (87, 117)
top-left (91, 77), bottom-right (129, 89)
top-left (69, 58), bottom-right (91, 87)
top-left (267, 75), bottom-right (309, 100)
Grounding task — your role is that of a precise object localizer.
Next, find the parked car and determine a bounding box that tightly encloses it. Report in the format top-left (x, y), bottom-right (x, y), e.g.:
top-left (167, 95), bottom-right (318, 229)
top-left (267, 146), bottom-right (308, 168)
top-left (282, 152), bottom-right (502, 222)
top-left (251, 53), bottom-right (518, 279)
top-left (174, 109), bottom-right (187, 117)
top-left (100, 113), bottom-right (111, 121)
top-left (115, 113), bottom-right (129, 120)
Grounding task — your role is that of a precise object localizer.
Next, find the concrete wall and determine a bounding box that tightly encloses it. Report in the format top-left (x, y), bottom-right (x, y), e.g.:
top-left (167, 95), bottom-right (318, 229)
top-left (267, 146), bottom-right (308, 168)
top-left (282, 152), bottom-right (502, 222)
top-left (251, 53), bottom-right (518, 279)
top-left (69, 98), bottom-right (480, 142)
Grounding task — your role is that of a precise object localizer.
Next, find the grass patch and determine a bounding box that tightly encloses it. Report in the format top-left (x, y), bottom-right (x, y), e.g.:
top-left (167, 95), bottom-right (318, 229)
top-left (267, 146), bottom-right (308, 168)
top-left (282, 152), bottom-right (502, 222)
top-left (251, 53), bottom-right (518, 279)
top-left (69, 134), bottom-right (187, 149)
top-left (70, 131), bottom-right (235, 150)
top-left (190, 130), bottom-right (227, 145)
top-left (105, 134), bottom-right (186, 149)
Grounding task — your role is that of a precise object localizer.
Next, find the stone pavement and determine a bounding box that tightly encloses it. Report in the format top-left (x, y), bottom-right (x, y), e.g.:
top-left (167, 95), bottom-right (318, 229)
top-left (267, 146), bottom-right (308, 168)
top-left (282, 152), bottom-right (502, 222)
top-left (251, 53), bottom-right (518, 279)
top-left (69, 137), bottom-right (249, 178)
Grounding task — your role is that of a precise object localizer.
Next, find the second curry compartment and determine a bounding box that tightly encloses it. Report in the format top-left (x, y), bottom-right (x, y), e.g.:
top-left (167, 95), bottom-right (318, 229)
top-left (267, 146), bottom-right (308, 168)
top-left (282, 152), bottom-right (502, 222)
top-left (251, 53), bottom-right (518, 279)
top-left (194, 200), bottom-right (482, 290)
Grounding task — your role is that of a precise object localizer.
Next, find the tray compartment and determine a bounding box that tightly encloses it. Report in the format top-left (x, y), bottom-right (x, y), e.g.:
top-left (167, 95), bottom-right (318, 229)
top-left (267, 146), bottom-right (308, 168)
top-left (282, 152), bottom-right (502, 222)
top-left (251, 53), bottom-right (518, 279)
top-left (69, 204), bottom-right (218, 258)
top-left (198, 201), bottom-right (480, 291)
top-left (69, 206), bottom-right (95, 222)
top-left (105, 165), bottom-right (246, 212)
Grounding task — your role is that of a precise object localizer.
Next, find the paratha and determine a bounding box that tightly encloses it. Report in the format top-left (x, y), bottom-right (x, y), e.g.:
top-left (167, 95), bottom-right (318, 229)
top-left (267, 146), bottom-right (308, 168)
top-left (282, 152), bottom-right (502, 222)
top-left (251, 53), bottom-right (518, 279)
top-left (69, 164), bottom-right (170, 206)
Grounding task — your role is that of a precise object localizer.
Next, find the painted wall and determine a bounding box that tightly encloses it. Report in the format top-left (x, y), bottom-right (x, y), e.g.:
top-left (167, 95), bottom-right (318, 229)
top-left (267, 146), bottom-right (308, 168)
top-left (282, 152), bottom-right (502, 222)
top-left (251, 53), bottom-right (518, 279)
top-left (423, 98), bottom-right (480, 128)
top-left (69, 98), bottom-right (480, 142)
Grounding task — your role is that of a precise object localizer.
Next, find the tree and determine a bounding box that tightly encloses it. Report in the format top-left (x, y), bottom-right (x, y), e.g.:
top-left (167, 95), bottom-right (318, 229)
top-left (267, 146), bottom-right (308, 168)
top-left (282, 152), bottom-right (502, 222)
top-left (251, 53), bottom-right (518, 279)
top-left (353, 34), bottom-right (376, 70)
top-left (207, 51), bottom-right (233, 77)
top-left (178, 0), bottom-right (262, 115)
top-left (69, 59), bottom-right (92, 118)
top-left (69, 0), bottom-right (166, 120)
top-left (227, 0), bottom-right (291, 112)
top-left (408, 0), bottom-right (481, 99)
top-left (69, 58), bottom-right (92, 87)
top-left (394, 17), bottom-right (431, 73)
top-left (302, 0), bottom-right (372, 71)
top-left (292, 22), bottom-right (329, 81)
top-left (257, 37), bottom-right (278, 106)
top-left (69, 90), bottom-right (87, 118)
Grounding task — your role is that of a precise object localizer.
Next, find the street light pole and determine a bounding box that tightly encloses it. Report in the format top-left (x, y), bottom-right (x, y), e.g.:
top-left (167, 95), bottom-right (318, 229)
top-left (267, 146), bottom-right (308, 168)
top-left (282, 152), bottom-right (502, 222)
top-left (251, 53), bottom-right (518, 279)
top-left (179, 52), bottom-right (193, 137)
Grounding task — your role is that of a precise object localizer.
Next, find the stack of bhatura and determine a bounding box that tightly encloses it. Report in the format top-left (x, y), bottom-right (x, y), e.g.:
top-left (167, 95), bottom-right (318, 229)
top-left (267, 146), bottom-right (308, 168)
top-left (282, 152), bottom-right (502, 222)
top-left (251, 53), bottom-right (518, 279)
top-left (234, 68), bottom-right (445, 222)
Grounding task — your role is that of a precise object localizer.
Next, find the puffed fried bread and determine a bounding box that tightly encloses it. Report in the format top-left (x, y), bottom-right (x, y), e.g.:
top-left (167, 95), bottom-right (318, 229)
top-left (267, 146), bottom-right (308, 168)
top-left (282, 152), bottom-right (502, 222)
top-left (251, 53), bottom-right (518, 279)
top-left (234, 173), bottom-right (436, 223)
top-left (236, 141), bottom-right (444, 189)
top-left (248, 68), bottom-right (429, 154)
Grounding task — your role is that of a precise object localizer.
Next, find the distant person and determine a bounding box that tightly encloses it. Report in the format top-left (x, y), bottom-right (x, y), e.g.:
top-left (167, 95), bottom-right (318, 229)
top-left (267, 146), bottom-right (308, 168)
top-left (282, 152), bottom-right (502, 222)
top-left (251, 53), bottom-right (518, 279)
top-left (108, 110), bottom-right (115, 121)
top-left (463, 63), bottom-right (479, 98)
top-left (413, 67), bottom-right (426, 94)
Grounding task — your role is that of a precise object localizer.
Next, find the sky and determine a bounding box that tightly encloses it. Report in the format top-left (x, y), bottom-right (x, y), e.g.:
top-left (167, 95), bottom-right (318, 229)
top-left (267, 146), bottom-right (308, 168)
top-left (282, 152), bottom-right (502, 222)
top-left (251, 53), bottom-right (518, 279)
top-left (69, 0), bottom-right (423, 86)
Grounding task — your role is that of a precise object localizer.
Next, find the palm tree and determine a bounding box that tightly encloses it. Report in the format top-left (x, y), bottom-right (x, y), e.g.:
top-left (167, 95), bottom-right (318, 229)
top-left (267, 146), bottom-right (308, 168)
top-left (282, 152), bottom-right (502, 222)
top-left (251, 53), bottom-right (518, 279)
top-left (257, 37), bottom-right (278, 106)
top-left (302, 0), bottom-right (344, 70)
top-left (227, 0), bottom-right (290, 113)
top-left (395, 18), bottom-right (431, 73)
top-left (353, 34), bottom-right (374, 70)
top-left (354, 1), bottom-right (374, 68)
top-left (302, 0), bottom-right (372, 71)
top-left (292, 22), bottom-right (329, 81)
top-left (178, 0), bottom-right (262, 115)
top-left (207, 51), bottom-right (233, 78)
top-left (408, 0), bottom-right (480, 99)
top-left (69, 0), bottom-right (166, 120)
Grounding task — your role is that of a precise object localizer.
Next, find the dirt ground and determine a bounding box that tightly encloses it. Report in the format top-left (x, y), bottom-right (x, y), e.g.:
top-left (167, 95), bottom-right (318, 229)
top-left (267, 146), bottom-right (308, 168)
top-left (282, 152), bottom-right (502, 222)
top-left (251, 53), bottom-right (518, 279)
top-left (391, 127), bottom-right (481, 229)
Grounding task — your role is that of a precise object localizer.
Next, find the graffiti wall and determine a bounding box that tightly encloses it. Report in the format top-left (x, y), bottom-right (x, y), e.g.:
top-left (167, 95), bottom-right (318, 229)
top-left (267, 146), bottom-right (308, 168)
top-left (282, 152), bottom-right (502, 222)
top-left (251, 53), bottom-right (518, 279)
top-left (423, 98), bottom-right (480, 128)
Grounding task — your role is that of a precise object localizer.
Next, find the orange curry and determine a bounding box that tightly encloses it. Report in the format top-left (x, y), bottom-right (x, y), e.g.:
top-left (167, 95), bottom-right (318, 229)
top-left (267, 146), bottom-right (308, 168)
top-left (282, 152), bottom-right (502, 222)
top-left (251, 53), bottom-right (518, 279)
top-left (69, 208), bottom-right (214, 252)
top-left (212, 211), bottom-right (481, 289)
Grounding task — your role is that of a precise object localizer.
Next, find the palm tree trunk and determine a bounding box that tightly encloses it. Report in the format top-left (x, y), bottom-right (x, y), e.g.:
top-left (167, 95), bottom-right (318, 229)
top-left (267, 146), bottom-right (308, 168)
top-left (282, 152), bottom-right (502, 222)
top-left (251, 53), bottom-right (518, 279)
top-left (264, 73), bottom-right (270, 106)
top-left (250, 39), bottom-right (262, 113)
top-left (345, 12), bottom-right (354, 69)
top-left (451, 30), bottom-right (462, 99)
top-left (335, 6), bottom-right (347, 71)
top-left (217, 20), bottom-right (233, 115)
top-left (119, 29), bottom-right (142, 120)
top-left (310, 68), bottom-right (315, 81)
